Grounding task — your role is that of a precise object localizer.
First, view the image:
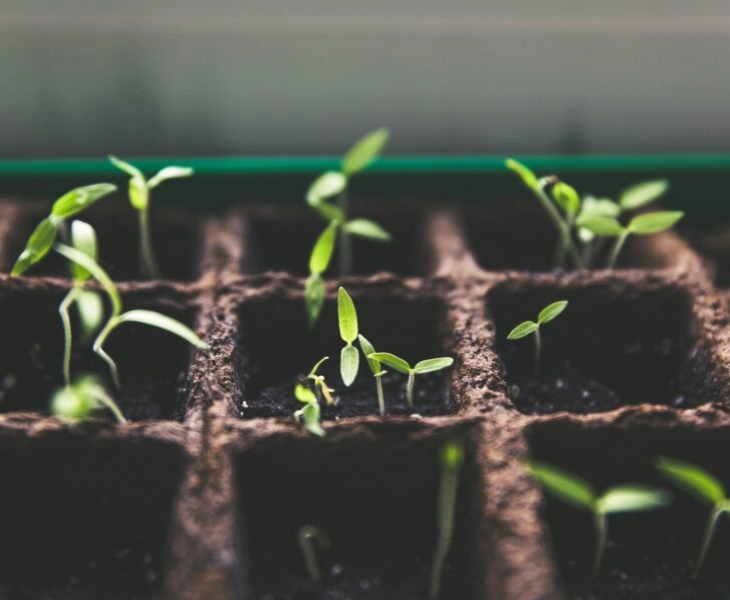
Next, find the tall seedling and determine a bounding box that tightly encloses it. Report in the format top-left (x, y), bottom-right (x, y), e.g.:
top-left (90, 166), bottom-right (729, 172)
top-left (507, 301), bottom-right (568, 375)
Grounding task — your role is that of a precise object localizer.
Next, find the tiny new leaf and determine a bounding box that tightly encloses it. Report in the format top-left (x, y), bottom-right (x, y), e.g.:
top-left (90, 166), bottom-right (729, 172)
top-left (505, 158), bottom-right (538, 190)
top-left (340, 344), bottom-right (359, 387)
top-left (51, 183), bottom-right (117, 219)
top-left (115, 310), bottom-right (209, 350)
top-left (575, 216), bottom-right (624, 237)
top-left (414, 357), bottom-right (454, 374)
top-left (528, 461), bottom-right (596, 510)
top-left (342, 128), bottom-right (390, 176)
top-left (12, 217), bottom-right (58, 275)
top-left (337, 287), bottom-right (358, 343)
top-left (656, 456), bottom-right (725, 504)
top-left (507, 321), bottom-right (538, 340)
top-left (598, 486), bottom-right (672, 514)
top-left (627, 211), bottom-right (684, 235)
top-left (552, 182), bottom-right (580, 215)
top-left (309, 222), bottom-right (338, 275)
top-left (538, 300), bottom-right (569, 325)
top-left (369, 352), bottom-right (411, 374)
top-left (619, 179), bottom-right (669, 211)
top-left (344, 219), bottom-right (391, 241)
top-left (306, 171), bottom-right (347, 206)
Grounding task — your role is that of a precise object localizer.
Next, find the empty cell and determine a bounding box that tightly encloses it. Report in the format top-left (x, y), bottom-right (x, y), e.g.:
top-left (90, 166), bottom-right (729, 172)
top-left (681, 224), bottom-right (730, 288)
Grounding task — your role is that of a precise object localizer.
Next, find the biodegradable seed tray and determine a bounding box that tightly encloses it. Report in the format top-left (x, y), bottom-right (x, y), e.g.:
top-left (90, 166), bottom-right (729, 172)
top-left (1, 193), bottom-right (730, 600)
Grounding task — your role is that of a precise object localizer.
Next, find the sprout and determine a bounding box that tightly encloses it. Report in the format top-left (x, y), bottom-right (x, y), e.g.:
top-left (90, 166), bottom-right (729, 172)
top-left (109, 155), bottom-right (193, 279)
top-left (338, 287), bottom-right (360, 386)
top-left (529, 461), bottom-right (672, 576)
top-left (358, 334), bottom-right (387, 416)
top-left (657, 456), bottom-right (730, 577)
top-left (305, 222), bottom-right (337, 328)
top-left (507, 300), bottom-right (568, 375)
top-left (52, 374), bottom-right (126, 424)
top-left (367, 352), bottom-right (454, 409)
top-left (294, 384), bottom-right (325, 437)
top-left (297, 525), bottom-right (331, 583)
top-left (11, 183), bottom-right (117, 276)
top-left (577, 210), bottom-right (684, 269)
top-left (55, 243), bottom-right (209, 388)
top-left (307, 356), bottom-right (335, 406)
top-left (430, 440), bottom-right (465, 600)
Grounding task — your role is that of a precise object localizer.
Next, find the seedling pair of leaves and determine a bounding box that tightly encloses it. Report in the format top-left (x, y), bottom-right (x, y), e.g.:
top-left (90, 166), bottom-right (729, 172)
top-left (507, 300), bottom-right (568, 375)
top-left (305, 129), bottom-right (391, 327)
top-left (292, 357), bottom-right (337, 437)
top-left (529, 461), bottom-right (672, 576)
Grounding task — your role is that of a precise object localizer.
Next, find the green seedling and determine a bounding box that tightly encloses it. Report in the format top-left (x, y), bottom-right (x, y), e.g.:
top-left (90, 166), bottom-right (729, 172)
top-left (359, 334), bottom-right (387, 415)
top-left (577, 210), bottom-right (684, 269)
top-left (338, 287), bottom-right (360, 386)
top-left (306, 128), bottom-right (391, 278)
top-left (294, 384), bottom-right (325, 437)
top-left (657, 456), bottom-right (730, 577)
top-left (367, 352), bottom-right (454, 410)
top-left (51, 374), bottom-right (126, 424)
top-left (109, 155), bottom-right (193, 279)
top-left (430, 440), bottom-right (465, 600)
top-left (529, 461), bottom-right (672, 576)
top-left (507, 301), bottom-right (568, 375)
top-left (307, 356), bottom-right (335, 406)
top-left (297, 525), bottom-right (331, 583)
top-left (55, 243), bottom-right (209, 388)
top-left (12, 183), bottom-right (117, 276)
top-left (305, 221), bottom-right (337, 328)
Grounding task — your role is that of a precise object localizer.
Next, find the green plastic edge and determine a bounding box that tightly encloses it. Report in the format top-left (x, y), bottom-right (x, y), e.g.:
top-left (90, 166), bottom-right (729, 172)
top-left (2, 153), bottom-right (730, 177)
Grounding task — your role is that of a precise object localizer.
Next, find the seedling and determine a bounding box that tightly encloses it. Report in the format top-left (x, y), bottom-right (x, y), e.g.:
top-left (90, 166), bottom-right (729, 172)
top-left (54, 243), bottom-right (209, 388)
top-left (507, 301), bottom-right (568, 375)
top-left (307, 356), bottom-right (335, 406)
top-left (51, 374), bottom-right (126, 424)
top-left (430, 440), bottom-right (465, 600)
top-left (294, 384), bottom-right (325, 437)
top-left (305, 222), bottom-right (337, 328)
top-left (358, 334), bottom-right (387, 415)
top-left (657, 456), bottom-right (730, 577)
top-left (109, 155), bottom-right (193, 278)
top-left (297, 525), bottom-right (331, 583)
top-left (529, 461), bottom-right (672, 575)
top-left (338, 287), bottom-right (360, 386)
top-left (11, 183), bottom-right (117, 276)
top-left (367, 352), bottom-right (454, 409)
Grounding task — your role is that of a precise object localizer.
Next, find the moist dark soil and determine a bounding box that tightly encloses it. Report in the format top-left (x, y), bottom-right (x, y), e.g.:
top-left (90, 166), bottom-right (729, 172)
top-left (240, 370), bottom-right (451, 419)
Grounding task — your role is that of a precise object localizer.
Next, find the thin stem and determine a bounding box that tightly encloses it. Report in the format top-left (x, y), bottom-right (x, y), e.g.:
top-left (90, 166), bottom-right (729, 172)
top-left (592, 511), bottom-right (607, 577)
top-left (337, 189), bottom-right (352, 276)
top-left (59, 286), bottom-right (81, 388)
top-left (554, 212), bottom-right (577, 269)
top-left (406, 371), bottom-right (415, 409)
top-left (694, 504), bottom-right (724, 578)
top-left (93, 318), bottom-right (121, 388)
top-left (429, 463), bottom-right (460, 599)
top-left (297, 526), bottom-right (331, 583)
top-left (607, 230), bottom-right (630, 270)
top-left (139, 208), bottom-right (160, 279)
top-left (534, 186), bottom-right (584, 270)
top-left (376, 375), bottom-right (385, 416)
top-left (534, 327), bottom-right (542, 377)
top-left (93, 390), bottom-right (128, 424)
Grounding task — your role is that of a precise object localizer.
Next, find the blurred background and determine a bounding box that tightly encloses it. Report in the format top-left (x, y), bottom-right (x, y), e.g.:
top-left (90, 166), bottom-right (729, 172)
top-left (2, 1), bottom-right (730, 158)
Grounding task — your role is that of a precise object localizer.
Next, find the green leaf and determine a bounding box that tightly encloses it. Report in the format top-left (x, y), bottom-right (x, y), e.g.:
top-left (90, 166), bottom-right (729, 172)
top-left (70, 220), bottom-right (98, 281)
top-left (342, 128), bottom-right (389, 176)
top-left (581, 196), bottom-right (621, 219)
top-left (109, 155), bottom-right (144, 181)
top-left (76, 290), bottom-right (105, 340)
top-left (619, 179), bottom-right (669, 211)
top-left (440, 440), bottom-right (465, 469)
top-left (505, 158), bottom-right (538, 190)
top-left (575, 216), bottom-right (624, 237)
top-left (295, 383), bottom-right (317, 404)
top-left (368, 352), bottom-right (411, 374)
top-left (507, 321), bottom-right (538, 340)
top-left (115, 309), bottom-right (210, 350)
top-left (305, 274), bottom-right (325, 329)
top-left (538, 300), bottom-right (568, 325)
top-left (358, 334), bottom-right (380, 374)
top-left (337, 287), bottom-right (358, 343)
top-left (51, 183), bottom-right (117, 219)
top-left (552, 182), bottom-right (580, 215)
top-left (340, 344), bottom-right (360, 387)
top-left (599, 485), bottom-right (672, 514)
top-left (148, 166), bottom-right (193, 189)
top-left (413, 357), bottom-right (454, 374)
top-left (656, 456), bottom-right (726, 505)
top-left (128, 178), bottom-right (148, 211)
top-left (309, 222), bottom-right (338, 275)
top-left (51, 383), bottom-right (94, 422)
top-left (307, 171), bottom-right (347, 206)
top-left (528, 461), bottom-right (596, 511)
top-left (344, 219), bottom-right (391, 241)
top-left (627, 211), bottom-right (684, 235)
top-left (12, 217), bottom-right (58, 275)
top-left (300, 401), bottom-right (325, 437)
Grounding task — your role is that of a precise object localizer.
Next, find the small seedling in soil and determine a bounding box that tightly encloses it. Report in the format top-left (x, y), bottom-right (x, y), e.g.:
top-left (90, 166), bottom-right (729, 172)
top-left (507, 300), bottom-right (568, 375)
top-left (307, 356), bottom-right (335, 406)
top-left (358, 334), bottom-right (387, 416)
top-left (109, 155), bottom-right (193, 279)
top-left (294, 384), bottom-right (325, 437)
top-left (306, 221), bottom-right (338, 328)
top-left (430, 440), bottom-right (465, 600)
top-left (338, 287), bottom-right (360, 387)
top-left (51, 374), bottom-right (126, 424)
top-left (55, 243), bottom-right (209, 388)
top-left (657, 456), bottom-right (730, 577)
top-left (11, 183), bottom-right (117, 276)
top-left (368, 352), bottom-right (454, 410)
top-left (529, 461), bottom-right (672, 576)
top-left (297, 525), bottom-right (332, 583)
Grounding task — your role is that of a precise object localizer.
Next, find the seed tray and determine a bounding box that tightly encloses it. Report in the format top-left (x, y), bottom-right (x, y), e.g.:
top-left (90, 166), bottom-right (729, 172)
top-left (0, 193), bottom-right (729, 600)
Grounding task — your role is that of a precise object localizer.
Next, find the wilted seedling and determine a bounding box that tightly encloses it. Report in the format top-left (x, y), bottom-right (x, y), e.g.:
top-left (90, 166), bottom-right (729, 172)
top-left (297, 525), bottom-right (331, 583)
top-left (55, 244), bottom-right (209, 388)
top-left (338, 287), bottom-right (360, 387)
top-left (307, 356), bottom-right (335, 406)
top-left (52, 374), bottom-right (126, 424)
top-left (657, 456), bottom-right (730, 577)
top-left (507, 300), bottom-right (568, 375)
top-left (305, 221), bottom-right (337, 328)
top-left (368, 352), bottom-right (454, 410)
top-left (359, 334), bottom-right (387, 416)
top-left (529, 461), bottom-right (672, 576)
top-left (430, 440), bottom-right (465, 600)
top-left (109, 155), bottom-right (193, 279)
top-left (12, 183), bottom-right (117, 276)
top-left (294, 384), bottom-right (325, 437)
